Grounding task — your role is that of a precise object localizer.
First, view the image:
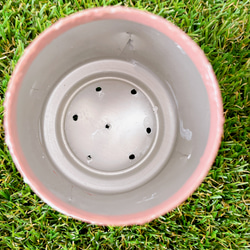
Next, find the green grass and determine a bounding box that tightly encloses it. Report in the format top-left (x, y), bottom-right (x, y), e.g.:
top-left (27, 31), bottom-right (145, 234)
top-left (0, 0), bottom-right (249, 249)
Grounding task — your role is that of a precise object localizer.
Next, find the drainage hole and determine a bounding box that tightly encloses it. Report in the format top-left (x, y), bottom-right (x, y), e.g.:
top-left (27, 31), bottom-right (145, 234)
top-left (72, 114), bottom-right (78, 121)
top-left (131, 89), bottom-right (137, 95)
top-left (105, 124), bottom-right (111, 129)
top-left (96, 87), bottom-right (102, 92)
top-left (129, 154), bottom-right (135, 160)
top-left (87, 155), bottom-right (92, 160)
top-left (146, 127), bottom-right (152, 134)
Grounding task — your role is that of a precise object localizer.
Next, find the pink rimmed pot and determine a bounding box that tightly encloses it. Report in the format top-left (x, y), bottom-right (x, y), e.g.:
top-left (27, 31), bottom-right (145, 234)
top-left (4, 7), bottom-right (223, 226)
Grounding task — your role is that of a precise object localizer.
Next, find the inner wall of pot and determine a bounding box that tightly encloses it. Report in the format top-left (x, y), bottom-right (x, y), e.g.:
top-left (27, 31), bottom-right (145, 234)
top-left (16, 19), bottom-right (210, 216)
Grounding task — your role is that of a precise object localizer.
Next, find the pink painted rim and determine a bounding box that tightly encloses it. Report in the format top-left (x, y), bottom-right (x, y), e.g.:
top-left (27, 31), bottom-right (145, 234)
top-left (4, 7), bottom-right (224, 226)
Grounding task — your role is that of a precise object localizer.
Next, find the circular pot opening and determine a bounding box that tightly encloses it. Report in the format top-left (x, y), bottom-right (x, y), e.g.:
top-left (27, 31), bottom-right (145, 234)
top-left (4, 7), bottom-right (223, 226)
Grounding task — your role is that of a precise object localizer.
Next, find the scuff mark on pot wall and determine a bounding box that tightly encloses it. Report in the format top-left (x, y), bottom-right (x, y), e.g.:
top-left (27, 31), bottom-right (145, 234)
top-left (180, 120), bottom-right (192, 141)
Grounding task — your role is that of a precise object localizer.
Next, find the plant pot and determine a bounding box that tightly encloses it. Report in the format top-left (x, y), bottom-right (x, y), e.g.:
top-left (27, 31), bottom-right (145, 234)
top-left (4, 7), bottom-right (224, 225)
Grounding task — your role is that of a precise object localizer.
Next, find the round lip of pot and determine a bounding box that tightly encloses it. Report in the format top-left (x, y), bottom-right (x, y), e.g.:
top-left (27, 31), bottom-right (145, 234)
top-left (4, 7), bottom-right (224, 226)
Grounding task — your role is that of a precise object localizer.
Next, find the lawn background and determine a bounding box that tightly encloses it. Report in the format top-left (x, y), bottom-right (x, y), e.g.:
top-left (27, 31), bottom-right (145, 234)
top-left (0, 0), bottom-right (249, 249)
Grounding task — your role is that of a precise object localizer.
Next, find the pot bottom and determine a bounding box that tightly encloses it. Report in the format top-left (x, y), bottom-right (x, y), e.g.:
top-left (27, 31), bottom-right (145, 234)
top-left (43, 59), bottom-right (177, 194)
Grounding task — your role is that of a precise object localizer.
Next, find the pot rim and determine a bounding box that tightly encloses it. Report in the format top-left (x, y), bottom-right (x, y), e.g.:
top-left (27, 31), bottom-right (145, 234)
top-left (4, 6), bottom-right (224, 226)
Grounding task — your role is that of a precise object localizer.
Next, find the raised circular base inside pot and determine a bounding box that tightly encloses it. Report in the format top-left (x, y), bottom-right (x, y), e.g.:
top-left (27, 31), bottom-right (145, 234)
top-left (43, 59), bottom-right (176, 193)
top-left (5, 8), bottom-right (223, 225)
